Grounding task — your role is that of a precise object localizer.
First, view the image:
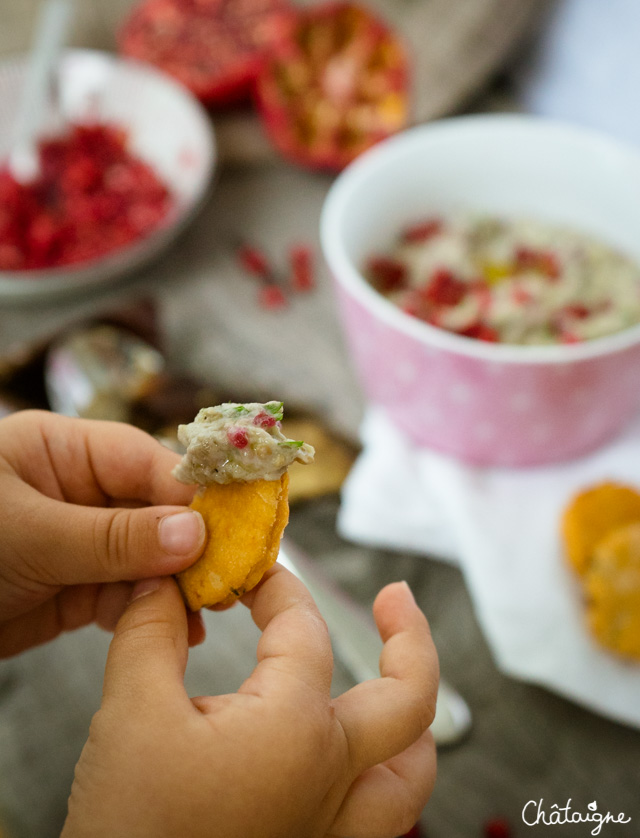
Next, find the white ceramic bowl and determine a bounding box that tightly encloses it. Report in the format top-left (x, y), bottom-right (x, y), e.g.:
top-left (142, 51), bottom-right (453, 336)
top-left (321, 114), bottom-right (640, 466)
top-left (0, 49), bottom-right (216, 301)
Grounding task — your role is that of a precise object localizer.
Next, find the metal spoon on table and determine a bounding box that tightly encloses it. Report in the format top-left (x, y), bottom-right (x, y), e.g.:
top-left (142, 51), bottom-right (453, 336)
top-left (8, 0), bottom-right (72, 183)
top-left (279, 540), bottom-right (472, 748)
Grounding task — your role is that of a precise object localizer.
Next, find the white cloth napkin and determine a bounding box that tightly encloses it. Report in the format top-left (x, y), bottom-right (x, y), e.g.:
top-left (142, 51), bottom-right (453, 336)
top-left (338, 407), bottom-right (640, 727)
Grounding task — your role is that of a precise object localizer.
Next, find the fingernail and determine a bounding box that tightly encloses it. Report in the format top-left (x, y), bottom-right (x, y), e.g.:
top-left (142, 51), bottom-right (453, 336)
top-left (130, 577), bottom-right (162, 602)
top-left (398, 580), bottom-right (416, 603)
top-left (159, 510), bottom-right (205, 555)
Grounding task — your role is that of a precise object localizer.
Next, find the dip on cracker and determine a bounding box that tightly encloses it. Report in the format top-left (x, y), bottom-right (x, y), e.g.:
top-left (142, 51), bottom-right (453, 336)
top-left (172, 401), bottom-right (315, 609)
top-left (172, 401), bottom-right (314, 485)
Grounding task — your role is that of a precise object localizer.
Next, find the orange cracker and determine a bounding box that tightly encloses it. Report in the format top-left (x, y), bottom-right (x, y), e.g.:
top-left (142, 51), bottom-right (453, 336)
top-left (561, 481), bottom-right (640, 576)
top-left (584, 521), bottom-right (640, 661)
top-left (177, 473), bottom-right (290, 610)
top-left (172, 402), bottom-right (314, 610)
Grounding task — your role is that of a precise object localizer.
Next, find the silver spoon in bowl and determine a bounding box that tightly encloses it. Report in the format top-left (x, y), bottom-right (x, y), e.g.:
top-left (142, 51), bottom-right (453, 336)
top-left (8, 0), bottom-right (72, 183)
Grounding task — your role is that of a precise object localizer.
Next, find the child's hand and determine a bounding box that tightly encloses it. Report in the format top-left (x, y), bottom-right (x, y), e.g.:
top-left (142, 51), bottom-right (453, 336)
top-left (0, 410), bottom-right (206, 658)
top-left (63, 566), bottom-right (438, 838)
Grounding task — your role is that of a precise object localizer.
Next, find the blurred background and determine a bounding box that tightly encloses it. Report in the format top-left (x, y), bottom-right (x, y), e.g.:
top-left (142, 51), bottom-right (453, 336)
top-left (1, 1), bottom-right (640, 836)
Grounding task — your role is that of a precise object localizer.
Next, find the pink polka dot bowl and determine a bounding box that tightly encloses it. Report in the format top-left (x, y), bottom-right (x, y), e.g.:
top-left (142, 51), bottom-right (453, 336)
top-left (320, 114), bottom-right (640, 467)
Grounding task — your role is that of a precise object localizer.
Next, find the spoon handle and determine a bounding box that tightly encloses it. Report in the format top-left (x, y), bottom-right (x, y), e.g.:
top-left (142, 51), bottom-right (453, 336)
top-left (9, 0), bottom-right (73, 181)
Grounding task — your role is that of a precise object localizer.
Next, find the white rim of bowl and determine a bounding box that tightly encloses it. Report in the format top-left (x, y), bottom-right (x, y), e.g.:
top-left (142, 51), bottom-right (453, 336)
top-left (321, 113), bottom-right (640, 365)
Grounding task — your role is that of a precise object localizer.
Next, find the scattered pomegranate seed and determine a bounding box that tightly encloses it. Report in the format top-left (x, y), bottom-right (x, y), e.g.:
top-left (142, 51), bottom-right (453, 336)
top-left (423, 268), bottom-right (468, 307)
top-left (290, 243), bottom-right (315, 291)
top-left (235, 240), bottom-right (290, 309)
top-left (484, 817), bottom-right (512, 838)
top-left (253, 411), bottom-right (277, 428)
top-left (237, 243), bottom-right (271, 278)
top-left (258, 283), bottom-right (287, 309)
top-left (367, 255), bottom-right (407, 292)
top-left (227, 426), bottom-right (249, 448)
top-left (401, 218), bottom-right (443, 244)
top-left (397, 825), bottom-right (422, 838)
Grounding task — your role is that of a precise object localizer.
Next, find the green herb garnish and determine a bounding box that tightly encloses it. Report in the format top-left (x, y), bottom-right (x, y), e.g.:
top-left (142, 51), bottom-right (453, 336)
top-left (265, 401), bottom-right (284, 420)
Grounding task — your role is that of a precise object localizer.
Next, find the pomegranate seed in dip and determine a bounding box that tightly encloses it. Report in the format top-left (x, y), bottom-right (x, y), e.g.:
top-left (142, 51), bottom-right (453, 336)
top-left (365, 213), bottom-right (640, 345)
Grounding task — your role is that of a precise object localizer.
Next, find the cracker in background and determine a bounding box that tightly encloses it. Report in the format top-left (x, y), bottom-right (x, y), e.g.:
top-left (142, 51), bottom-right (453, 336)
top-left (282, 418), bottom-right (356, 504)
top-left (585, 521), bottom-right (640, 661)
top-left (561, 482), bottom-right (640, 575)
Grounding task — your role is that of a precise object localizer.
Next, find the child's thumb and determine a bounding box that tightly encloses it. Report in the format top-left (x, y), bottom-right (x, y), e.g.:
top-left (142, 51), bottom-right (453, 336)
top-left (102, 577), bottom-right (190, 708)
